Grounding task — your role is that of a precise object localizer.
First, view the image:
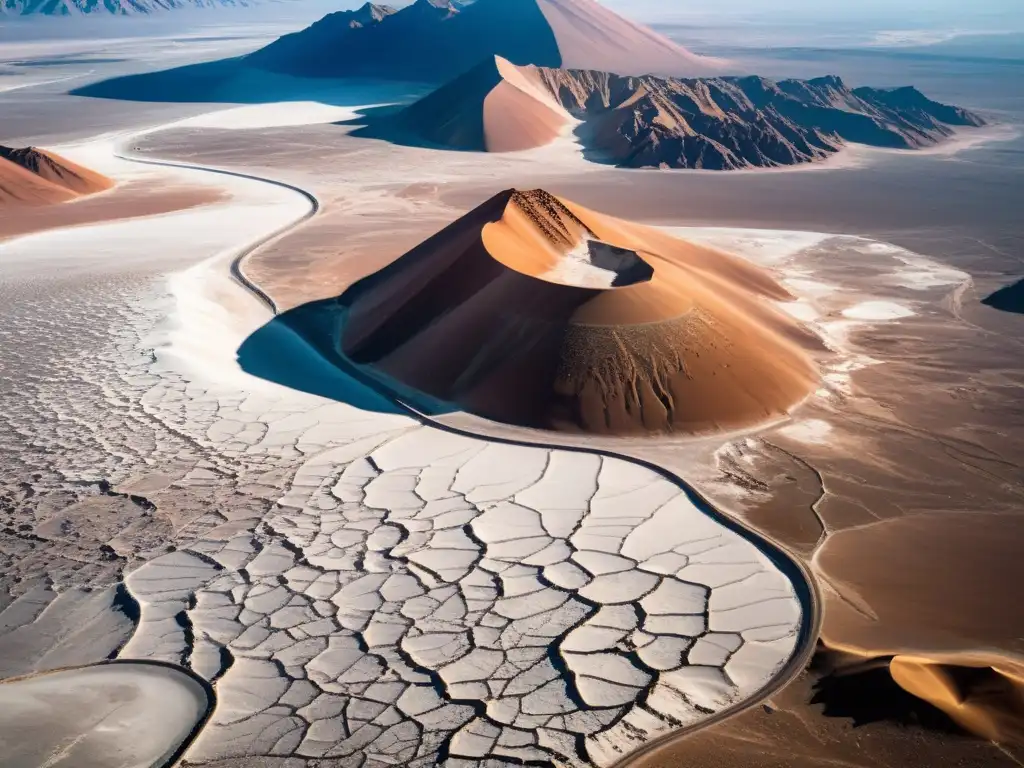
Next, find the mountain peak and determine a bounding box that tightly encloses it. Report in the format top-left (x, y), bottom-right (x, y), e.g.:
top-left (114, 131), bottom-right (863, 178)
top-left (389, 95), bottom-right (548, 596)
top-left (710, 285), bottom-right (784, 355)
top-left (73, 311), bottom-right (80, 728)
top-left (808, 74), bottom-right (847, 90)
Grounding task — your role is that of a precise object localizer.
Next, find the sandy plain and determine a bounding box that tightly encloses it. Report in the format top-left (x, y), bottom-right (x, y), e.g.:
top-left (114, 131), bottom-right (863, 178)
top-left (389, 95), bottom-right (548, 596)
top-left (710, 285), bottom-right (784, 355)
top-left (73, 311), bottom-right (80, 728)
top-left (1, 14), bottom-right (1023, 768)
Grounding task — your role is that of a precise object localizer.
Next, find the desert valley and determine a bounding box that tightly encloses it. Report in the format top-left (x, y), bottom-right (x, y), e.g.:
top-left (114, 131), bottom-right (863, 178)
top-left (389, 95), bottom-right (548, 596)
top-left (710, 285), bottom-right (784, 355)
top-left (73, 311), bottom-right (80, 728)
top-left (1, 1), bottom-right (1023, 767)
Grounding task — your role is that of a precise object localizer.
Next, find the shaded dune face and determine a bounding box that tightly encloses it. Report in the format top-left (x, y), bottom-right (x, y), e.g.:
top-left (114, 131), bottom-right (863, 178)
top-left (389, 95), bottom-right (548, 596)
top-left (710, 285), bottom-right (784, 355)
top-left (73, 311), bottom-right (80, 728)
top-left (397, 56), bottom-right (573, 152)
top-left (891, 656), bottom-right (1024, 745)
top-left (0, 146), bottom-right (114, 206)
top-left (249, 0), bottom-right (563, 82)
top-left (814, 646), bottom-right (1024, 746)
top-left (340, 189), bottom-right (820, 436)
top-left (248, 0), bottom-right (717, 83)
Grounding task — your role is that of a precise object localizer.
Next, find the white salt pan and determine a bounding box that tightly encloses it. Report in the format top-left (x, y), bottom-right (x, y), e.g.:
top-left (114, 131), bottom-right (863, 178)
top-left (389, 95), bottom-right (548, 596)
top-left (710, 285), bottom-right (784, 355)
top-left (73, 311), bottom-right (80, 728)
top-left (842, 301), bottom-right (915, 321)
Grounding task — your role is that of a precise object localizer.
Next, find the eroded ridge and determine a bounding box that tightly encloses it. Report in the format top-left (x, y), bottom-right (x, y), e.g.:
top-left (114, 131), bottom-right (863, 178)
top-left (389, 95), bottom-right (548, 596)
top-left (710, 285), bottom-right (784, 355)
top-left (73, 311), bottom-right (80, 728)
top-left (148, 427), bottom-right (802, 766)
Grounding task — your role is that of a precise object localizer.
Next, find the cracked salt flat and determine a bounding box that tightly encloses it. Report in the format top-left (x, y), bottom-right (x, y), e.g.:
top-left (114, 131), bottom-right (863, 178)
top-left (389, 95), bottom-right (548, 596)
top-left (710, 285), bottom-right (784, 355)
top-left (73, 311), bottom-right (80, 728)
top-left (153, 425), bottom-right (801, 767)
top-left (132, 226), bottom-right (801, 765)
top-left (0, 200), bottom-right (804, 767)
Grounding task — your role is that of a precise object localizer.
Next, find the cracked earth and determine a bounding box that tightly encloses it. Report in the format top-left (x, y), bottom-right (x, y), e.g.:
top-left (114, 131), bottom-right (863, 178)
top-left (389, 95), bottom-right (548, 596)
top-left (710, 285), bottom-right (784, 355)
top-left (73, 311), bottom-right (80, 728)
top-left (0, 232), bottom-right (801, 766)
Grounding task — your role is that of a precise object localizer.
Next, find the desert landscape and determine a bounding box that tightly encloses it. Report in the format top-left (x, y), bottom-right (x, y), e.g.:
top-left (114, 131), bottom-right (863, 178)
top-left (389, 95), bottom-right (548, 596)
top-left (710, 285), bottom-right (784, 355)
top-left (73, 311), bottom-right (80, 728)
top-left (1, 0), bottom-right (1022, 767)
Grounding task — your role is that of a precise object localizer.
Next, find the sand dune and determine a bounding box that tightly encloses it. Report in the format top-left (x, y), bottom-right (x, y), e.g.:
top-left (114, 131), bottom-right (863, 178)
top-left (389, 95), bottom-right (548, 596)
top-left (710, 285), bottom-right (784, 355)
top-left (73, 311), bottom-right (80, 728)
top-left (890, 655), bottom-right (1024, 745)
top-left (248, 0), bottom-right (719, 83)
top-left (396, 56), bottom-right (574, 152)
top-left (535, 0), bottom-right (723, 76)
top-left (0, 146), bottom-right (113, 206)
top-left (810, 644), bottom-right (1024, 747)
top-left (339, 189), bottom-right (821, 436)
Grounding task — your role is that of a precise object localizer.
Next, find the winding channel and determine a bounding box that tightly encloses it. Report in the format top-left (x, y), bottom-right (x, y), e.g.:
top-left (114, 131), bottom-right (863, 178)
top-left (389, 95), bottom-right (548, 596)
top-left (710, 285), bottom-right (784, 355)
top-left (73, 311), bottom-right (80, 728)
top-left (114, 140), bottom-right (822, 767)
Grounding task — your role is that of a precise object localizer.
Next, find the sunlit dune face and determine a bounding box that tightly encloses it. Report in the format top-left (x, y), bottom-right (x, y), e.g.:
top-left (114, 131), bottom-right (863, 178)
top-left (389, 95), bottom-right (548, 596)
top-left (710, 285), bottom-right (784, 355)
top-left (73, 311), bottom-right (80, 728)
top-left (482, 190), bottom-right (654, 289)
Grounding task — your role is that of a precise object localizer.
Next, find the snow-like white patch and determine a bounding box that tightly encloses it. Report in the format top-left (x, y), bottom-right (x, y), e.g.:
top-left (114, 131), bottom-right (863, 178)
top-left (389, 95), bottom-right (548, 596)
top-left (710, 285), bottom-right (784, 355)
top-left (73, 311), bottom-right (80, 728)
top-left (540, 237), bottom-right (649, 289)
top-left (781, 300), bottom-right (820, 323)
top-left (172, 101), bottom-right (382, 131)
top-left (662, 227), bottom-right (832, 266)
top-left (891, 254), bottom-right (971, 291)
top-left (842, 301), bottom-right (916, 321)
top-left (777, 419), bottom-right (833, 445)
top-left (784, 276), bottom-right (838, 298)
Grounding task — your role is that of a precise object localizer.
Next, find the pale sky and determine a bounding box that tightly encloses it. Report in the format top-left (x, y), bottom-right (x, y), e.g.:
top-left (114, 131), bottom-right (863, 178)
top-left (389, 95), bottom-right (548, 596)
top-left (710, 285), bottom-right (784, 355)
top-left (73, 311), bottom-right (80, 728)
top-left (601, 0), bottom-right (1024, 27)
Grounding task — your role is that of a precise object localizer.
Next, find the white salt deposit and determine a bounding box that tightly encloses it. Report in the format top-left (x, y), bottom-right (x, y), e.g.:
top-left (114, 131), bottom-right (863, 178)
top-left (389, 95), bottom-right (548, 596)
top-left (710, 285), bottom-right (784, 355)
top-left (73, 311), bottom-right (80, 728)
top-left (172, 101), bottom-right (384, 131)
top-left (842, 301), bottom-right (916, 321)
top-left (777, 419), bottom-right (833, 445)
top-left (540, 237), bottom-right (651, 289)
top-left (663, 227), bottom-right (833, 266)
top-left (781, 300), bottom-right (820, 323)
top-left (0, 663), bottom-right (209, 768)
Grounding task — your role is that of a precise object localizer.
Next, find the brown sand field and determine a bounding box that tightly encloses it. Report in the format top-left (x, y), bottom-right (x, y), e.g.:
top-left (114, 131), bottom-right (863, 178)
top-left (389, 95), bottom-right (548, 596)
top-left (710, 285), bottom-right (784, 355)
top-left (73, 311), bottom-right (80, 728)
top-left (340, 188), bottom-right (821, 435)
top-left (0, 180), bottom-right (227, 240)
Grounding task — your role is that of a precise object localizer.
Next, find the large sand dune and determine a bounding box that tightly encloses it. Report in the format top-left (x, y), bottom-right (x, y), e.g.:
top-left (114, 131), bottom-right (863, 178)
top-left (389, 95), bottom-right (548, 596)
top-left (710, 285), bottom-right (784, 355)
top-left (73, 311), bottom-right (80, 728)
top-left (339, 189), bottom-right (820, 435)
top-left (248, 0), bottom-right (719, 83)
top-left (0, 146), bottom-right (114, 206)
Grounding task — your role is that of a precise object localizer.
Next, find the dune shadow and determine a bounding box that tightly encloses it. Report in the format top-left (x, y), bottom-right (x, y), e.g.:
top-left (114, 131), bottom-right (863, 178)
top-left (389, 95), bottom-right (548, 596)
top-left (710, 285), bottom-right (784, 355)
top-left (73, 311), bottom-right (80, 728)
top-left (982, 278), bottom-right (1024, 314)
top-left (809, 649), bottom-right (965, 734)
top-left (236, 296), bottom-right (448, 418)
top-left (338, 106), bottom-right (493, 155)
top-left (70, 57), bottom-right (430, 108)
top-left (336, 107), bottom-right (626, 166)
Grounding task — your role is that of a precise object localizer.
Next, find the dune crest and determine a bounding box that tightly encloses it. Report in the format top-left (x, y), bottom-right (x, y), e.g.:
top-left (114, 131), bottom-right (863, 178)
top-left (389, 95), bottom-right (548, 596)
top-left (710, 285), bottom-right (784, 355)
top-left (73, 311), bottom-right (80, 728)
top-left (0, 146), bottom-right (114, 206)
top-left (248, 0), bottom-right (720, 83)
top-left (890, 655), bottom-right (1024, 744)
top-left (817, 643), bottom-right (1024, 746)
top-left (339, 189), bottom-right (821, 436)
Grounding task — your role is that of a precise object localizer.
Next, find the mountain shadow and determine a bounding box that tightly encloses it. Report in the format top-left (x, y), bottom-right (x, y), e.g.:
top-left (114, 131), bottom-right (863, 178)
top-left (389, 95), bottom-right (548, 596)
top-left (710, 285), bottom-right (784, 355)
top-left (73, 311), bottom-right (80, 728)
top-left (236, 300), bottom-right (411, 417)
top-left (70, 57), bottom-right (428, 107)
top-left (982, 278), bottom-right (1024, 314)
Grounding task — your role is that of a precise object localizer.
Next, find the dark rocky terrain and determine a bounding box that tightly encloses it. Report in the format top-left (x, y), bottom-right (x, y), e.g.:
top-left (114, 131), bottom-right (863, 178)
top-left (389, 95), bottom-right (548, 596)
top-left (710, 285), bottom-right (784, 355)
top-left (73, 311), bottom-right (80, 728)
top-left (394, 57), bottom-right (987, 169)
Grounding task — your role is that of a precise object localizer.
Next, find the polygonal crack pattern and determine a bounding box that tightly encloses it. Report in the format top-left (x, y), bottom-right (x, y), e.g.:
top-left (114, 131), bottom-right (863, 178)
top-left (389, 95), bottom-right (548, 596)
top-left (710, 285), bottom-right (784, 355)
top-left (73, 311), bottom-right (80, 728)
top-left (0, 276), bottom-right (801, 767)
top-left (179, 429), bottom-right (801, 767)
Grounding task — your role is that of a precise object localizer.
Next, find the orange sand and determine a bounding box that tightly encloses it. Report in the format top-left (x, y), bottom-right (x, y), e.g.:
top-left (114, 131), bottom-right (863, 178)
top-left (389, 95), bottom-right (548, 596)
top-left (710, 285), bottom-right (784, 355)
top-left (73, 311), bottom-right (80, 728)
top-left (340, 189), bottom-right (820, 435)
top-left (0, 146), bottom-right (114, 206)
top-left (536, 0), bottom-right (723, 77)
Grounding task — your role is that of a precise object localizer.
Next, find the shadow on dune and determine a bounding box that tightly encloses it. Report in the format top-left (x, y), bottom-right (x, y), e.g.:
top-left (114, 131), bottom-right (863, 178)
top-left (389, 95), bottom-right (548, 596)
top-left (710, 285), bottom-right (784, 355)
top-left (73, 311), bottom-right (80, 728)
top-left (810, 648), bottom-right (966, 732)
top-left (236, 297), bottom-right (454, 417)
top-left (70, 57), bottom-right (429, 108)
top-left (810, 645), bottom-right (1024, 745)
top-left (982, 278), bottom-right (1024, 314)
top-left (236, 299), bottom-right (410, 417)
top-left (338, 107), bottom-right (489, 154)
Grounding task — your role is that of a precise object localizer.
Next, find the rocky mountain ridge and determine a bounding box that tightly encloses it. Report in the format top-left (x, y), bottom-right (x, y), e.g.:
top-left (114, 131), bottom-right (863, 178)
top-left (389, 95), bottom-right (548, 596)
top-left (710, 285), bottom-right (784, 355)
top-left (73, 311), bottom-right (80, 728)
top-left (396, 57), bottom-right (986, 169)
